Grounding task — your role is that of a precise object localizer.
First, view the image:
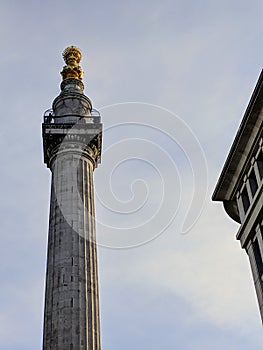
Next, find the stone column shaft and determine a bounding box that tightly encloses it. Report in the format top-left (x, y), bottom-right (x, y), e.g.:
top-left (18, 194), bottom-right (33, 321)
top-left (43, 145), bottom-right (101, 350)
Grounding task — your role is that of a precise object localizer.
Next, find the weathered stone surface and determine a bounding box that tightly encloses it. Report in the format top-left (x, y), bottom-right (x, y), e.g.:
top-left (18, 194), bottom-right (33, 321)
top-left (43, 145), bottom-right (101, 350)
top-left (53, 92), bottom-right (92, 122)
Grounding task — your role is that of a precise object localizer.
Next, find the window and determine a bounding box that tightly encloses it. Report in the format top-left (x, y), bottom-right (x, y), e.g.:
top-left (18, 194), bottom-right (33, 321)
top-left (257, 149), bottom-right (263, 179)
top-left (260, 224), bottom-right (263, 242)
top-left (252, 238), bottom-right (263, 277)
top-left (249, 168), bottom-right (258, 196)
top-left (241, 186), bottom-right (250, 213)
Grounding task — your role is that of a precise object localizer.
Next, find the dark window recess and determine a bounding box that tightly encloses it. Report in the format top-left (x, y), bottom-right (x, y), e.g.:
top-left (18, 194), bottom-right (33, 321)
top-left (71, 298), bottom-right (74, 307)
top-left (70, 344), bottom-right (73, 350)
top-left (249, 168), bottom-right (258, 196)
top-left (257, 149), bottom-right (263, 179)
top-left (241, 186), bottom-right (250, 213)
top-left (62, 274), bottom-right (67, 286)
top-left (252, 238), bottom-right (263, 276)
top-left (261, 225), bottom-right (263, 241)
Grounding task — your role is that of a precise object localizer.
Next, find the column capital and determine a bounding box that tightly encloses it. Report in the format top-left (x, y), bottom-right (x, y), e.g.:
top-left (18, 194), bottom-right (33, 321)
top-left (42, 123), bottom-right (102, 169)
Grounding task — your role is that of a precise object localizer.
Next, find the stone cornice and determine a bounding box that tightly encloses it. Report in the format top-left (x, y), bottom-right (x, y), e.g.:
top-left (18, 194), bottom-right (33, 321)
top-left (213, 69), bottom-right (263, 201)
top-left (42, 123), bottom-right (102, 168)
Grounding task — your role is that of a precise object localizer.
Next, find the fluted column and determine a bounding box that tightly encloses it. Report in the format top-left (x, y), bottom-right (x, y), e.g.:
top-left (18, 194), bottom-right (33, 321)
top-left (43, 144), bottom-right (101, 350)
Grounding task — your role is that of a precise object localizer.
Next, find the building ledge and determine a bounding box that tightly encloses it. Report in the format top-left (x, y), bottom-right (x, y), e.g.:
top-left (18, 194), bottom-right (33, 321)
top-left (213, 69), bottom-right (263, 202)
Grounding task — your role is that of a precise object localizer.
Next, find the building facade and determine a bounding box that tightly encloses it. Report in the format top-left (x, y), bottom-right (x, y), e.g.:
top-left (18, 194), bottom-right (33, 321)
top-left (213, 70), bottom-right (263, 323)
top-left (42, 47), bottom-right (102, 349)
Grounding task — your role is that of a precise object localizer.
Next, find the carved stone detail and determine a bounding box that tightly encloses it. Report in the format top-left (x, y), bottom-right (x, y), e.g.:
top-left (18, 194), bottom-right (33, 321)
top-left (42, 123), bottom-right (102, 168)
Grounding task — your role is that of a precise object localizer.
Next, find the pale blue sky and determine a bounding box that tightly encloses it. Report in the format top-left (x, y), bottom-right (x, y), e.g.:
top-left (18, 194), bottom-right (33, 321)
top-left (0, 0), bottom-right (263, 349)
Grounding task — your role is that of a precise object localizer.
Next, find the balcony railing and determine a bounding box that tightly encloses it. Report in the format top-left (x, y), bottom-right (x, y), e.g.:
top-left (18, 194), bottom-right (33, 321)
top-left (43, 108), bottom-right (101, 124)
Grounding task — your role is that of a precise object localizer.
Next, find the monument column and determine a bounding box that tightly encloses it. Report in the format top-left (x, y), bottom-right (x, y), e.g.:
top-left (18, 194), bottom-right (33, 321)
top-left (42, 46), bottom-right (102, 350)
